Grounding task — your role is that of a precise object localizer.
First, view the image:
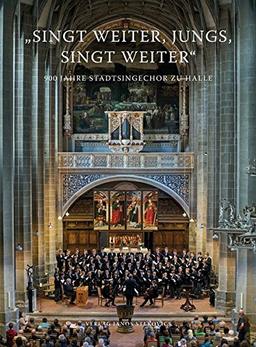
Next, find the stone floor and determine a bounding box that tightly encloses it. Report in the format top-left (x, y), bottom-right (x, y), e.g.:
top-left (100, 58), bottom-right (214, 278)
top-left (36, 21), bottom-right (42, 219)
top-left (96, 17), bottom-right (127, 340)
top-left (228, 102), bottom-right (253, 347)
top-left (34, 295), bottom-right (223, 321)
top-left (109, 325), bottom-right (144, 347)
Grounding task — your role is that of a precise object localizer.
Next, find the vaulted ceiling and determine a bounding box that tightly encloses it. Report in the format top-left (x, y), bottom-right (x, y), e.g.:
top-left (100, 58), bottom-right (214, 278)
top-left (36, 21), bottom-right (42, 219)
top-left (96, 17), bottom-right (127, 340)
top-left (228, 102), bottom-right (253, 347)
top-left (34, 0), bottom-right (217, 36)
top-left (23, 0), bottom-right (220, 72)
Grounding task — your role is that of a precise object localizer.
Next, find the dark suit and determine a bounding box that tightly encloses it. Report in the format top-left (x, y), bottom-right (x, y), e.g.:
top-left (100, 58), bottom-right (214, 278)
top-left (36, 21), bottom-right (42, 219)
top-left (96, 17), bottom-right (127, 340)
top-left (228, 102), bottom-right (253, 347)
top-left (63, 283), bottom-right (76, 303)
top-left (140, 284), bottom-right (158, 306)
top-left (123, 277), bottom-right (138, 306)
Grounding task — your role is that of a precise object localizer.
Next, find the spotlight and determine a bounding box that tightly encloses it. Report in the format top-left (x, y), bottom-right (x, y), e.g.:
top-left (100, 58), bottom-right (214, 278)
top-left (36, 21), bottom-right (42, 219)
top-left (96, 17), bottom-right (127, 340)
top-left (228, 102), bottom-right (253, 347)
top-left (48, 222), bottom-right (53, 229)
top-left (204, 152), bottom-right (208, 156)
top-left (65, 212), bottom-right (70, 217)
top-left (182, 212), bottom-right (187, 217)
top-left (58, 216), bottom-right (62, 221)
top-left (189, 218), bottom-right (195, 223)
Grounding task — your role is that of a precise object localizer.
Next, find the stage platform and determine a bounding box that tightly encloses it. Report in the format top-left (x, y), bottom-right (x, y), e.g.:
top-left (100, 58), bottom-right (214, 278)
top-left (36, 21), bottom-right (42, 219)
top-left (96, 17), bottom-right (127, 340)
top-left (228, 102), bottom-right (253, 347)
top-left (31, 295), bottom-right (226, 322)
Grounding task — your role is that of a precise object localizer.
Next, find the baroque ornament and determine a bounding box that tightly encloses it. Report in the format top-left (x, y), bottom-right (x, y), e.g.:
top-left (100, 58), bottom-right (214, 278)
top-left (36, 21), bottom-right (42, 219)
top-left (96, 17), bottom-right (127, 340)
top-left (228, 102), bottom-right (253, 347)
top-left (217, 199), bottom-right (256, 252)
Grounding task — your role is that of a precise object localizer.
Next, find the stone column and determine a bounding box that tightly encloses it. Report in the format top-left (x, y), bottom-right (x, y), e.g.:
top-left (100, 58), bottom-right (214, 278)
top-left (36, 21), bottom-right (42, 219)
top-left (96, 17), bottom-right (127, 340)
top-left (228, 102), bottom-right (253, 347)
top-left (205, 40), bottom-right (220, 255)
top-left (236, 248), bottom-right (256, 324)
top-left (0, 0), bottom-right (19, 333)
top-left (237, 0), bottom-right (256, 208)
top-left (189, 48), bottom-right (208, 253)
top-left (215, 232), bottom-right (236, 314)
top-left (14, 3), bottom-right (34, 309)
top-left (43, 46), bottom-right (59, 274)
top-left (218, 4), bottom-right (236, 206)
top-left (31, 41), bottom-right (47, 280)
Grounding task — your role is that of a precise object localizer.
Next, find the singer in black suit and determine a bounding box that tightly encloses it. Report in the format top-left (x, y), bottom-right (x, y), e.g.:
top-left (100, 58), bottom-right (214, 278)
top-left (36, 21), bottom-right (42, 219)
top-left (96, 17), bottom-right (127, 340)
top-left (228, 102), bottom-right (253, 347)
top-left (123, 274), bottom-right (138, 306)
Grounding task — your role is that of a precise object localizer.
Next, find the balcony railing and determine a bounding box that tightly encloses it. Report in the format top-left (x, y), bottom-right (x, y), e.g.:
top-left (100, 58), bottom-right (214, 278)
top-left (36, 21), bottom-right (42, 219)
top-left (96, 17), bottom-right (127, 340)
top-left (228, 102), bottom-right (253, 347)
top-left (58, 152), bottom-right (194, 170)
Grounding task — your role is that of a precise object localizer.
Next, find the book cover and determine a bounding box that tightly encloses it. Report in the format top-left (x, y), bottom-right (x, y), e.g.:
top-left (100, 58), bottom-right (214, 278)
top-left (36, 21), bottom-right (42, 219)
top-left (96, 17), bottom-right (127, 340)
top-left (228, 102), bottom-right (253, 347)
top-left (0, 0), bottom-right (255, 345)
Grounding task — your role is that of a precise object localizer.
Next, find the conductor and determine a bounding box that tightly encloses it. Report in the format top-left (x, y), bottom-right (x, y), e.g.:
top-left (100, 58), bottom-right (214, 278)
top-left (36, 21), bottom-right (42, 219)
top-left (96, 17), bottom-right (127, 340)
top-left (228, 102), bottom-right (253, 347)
top-left (123, 274), bottom-right (138, 306)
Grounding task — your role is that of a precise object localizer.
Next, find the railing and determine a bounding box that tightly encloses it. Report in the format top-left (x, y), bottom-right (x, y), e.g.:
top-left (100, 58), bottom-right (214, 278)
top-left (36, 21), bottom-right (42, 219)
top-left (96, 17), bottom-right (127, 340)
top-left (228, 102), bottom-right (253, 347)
top-left (58, 152), bottom-right (194, 170)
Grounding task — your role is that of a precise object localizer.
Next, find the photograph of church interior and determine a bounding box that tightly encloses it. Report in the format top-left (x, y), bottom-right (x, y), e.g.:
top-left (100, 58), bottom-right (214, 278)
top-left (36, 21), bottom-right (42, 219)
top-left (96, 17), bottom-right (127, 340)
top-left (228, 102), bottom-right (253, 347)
top-left (0, 0), bottom-right (256, 346)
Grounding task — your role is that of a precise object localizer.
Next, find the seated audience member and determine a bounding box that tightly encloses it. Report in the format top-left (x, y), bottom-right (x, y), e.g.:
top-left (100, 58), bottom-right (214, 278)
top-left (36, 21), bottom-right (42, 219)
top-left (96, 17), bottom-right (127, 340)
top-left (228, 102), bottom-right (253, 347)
top-left (162, 338), bottom-right (173, 347)
top-left (28, 329), bottom-right (41, 342)
top-left (0, 335), bottom-right (7, 347)
top-left (159, 331), bottom-right (172, 347)
top-left (13, 337), bottom-right (24, 347)
top-left (212, 316), bottom-right (220, 325)
top-left (219, 338), bottom-right (229, 347)
top-left (200, 334), bottom-right (212, 347)
top-left (6, 323), bottom-right (17, 347)
top-left (194, 325), bottom-right (205, 338)
top-left (53, 319), bottom-right (62, 332)
top-left (177, 338), bottom-right (188, 347)
top-left (188, 341), bottom-right (198, 347)
top-left (83, 343), bottom-right (93, 347)
top-left (55, 334), bottom-right (68, 347)
top-left (145, 331), bottom-right (158, 344)
top-left (18, 313), bottom-right (28, 331)
top-left (169, 321), bottom-right (180, 335)
top-left (180, 321), bottom-right (190, 337)
top-left (41, 336), bottom-right (55, 347)
top-left (13, 332), bottom-right (27, 345)
top-left (95, 338), bottom-right (107, 347)
top-left (25, 318), bottom-right (36, 332)
top-left (187, 329), bottom-right (196, 342)
top-left (38, 318), bottom-right (50, 330)
top-left (191, 316), bottom-right (201, 330)
top-left (240, 340), bottom-right (250, 347)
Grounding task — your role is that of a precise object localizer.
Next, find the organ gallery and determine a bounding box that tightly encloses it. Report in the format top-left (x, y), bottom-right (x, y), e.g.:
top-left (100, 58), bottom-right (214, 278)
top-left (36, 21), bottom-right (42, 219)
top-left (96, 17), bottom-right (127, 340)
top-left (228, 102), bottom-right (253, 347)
top-left (0, 1), bottom-right (256, 347)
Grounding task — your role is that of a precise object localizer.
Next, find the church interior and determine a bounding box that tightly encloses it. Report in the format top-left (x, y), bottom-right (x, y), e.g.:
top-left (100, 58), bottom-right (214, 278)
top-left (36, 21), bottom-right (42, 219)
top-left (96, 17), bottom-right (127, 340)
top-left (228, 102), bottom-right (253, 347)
top-left (0, 0), bottom-right (256, 346)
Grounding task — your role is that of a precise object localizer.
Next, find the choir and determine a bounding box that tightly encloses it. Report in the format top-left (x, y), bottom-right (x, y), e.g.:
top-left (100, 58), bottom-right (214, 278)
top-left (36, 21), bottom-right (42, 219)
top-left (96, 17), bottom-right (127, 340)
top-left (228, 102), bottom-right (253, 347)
top-left (54, 247), bottom-right (213, 305)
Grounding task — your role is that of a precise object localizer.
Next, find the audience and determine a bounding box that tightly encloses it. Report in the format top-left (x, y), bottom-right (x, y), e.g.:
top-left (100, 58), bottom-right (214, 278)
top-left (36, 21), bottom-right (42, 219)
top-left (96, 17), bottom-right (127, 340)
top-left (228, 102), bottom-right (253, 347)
top-left (0, 315), bottom-right (254, 347)
top-left (143, 317), bottom-right (253, 347)
top-left (5, 318), bottom-right (112, 347)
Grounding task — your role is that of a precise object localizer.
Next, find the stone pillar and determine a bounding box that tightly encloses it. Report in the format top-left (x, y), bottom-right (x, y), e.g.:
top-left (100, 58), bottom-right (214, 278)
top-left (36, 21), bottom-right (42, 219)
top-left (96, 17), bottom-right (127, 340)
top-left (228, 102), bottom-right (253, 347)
top-left (43, 46), bottom-right (58, 274)
top-left (31, 41), bottom-right (46, 280)
top-left (189, 48), bottom-right (208, 253)
top-left (205, 40), bottom-right (219, 255)
top-left (0, 0), bottom-right (19, 333)
top-left (237, 1), bottom-right (256, 208)
top-left (219, 4), bottom-right (236, 206)
top-left (236, 249), bottom-right (256, 324)
top-left (14, 3), bottom-right (34, 309)
top-left (215, 232), bottom-right (236, 314)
